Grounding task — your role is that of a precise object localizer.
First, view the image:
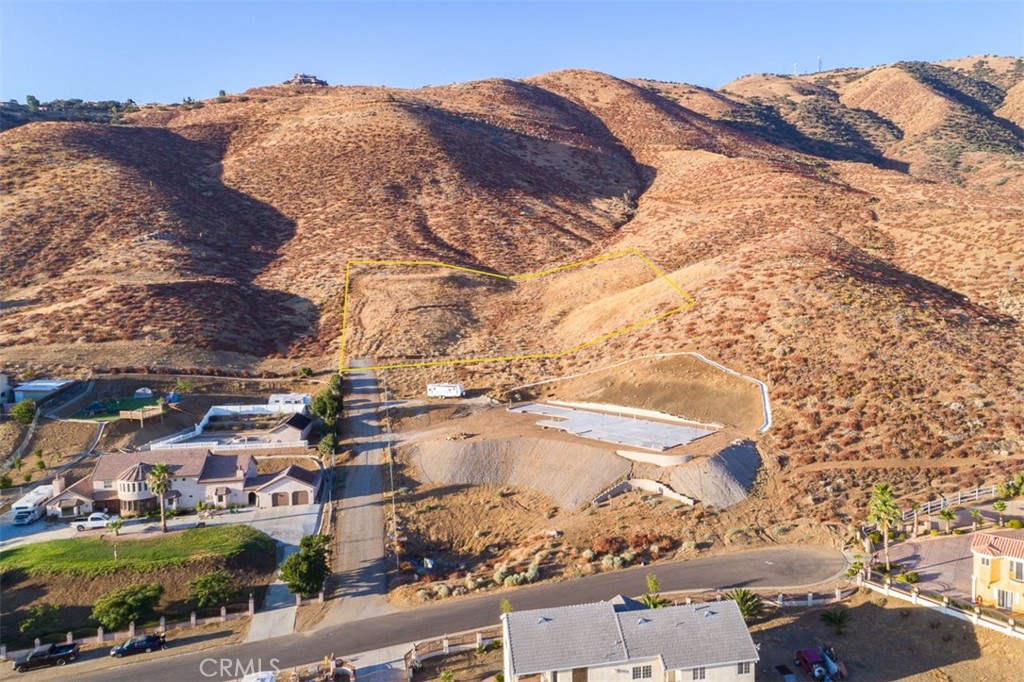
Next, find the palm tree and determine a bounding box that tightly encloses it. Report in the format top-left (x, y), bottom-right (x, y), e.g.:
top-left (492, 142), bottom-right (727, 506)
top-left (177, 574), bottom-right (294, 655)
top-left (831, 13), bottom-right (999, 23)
top-left (820, 606), bottom-right (850, 635)
top-left (994, 500), bottom-right (1007, 527)
top-left (969, 509), bottom-right (983, 531)
top-left (911, 502), bottom-right (922, 538)
top-left (867, 483), bottom-right (901, 572)
top-left (726, 588), bottom-right (764, 623)
top-left (146, 462), bottom-right (173, 533)
top-left (939, 507), bottom-right (957, 534)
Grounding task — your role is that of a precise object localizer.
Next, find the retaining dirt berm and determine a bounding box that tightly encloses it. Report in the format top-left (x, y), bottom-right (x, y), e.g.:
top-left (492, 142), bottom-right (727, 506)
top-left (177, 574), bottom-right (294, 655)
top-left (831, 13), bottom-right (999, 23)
top-left (411, 437), bottom-right (630, 509)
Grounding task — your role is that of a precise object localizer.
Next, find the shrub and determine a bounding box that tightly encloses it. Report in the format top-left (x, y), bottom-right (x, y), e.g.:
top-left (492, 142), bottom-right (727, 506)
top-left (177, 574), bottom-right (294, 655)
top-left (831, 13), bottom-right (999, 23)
top-left (11, 399), bottom-right (36, 425)
top-left (820, 606), bottom-right (850, 635)
top-left (188, 569), bottom-right (242, 608)
top-left (1006, 519), bottom-right (1023, 529)
top-left (280, 534), bottom-right (331, 597)
top-left (929, 529), bottom-right (941, 536)
top-left (297, 366), bottom-right (313, 378)
top-left (19, 603), bottom-right (60, 636)
top-left (868, 532), bottom-right (882, 545)
top-left (435, 584), bottom-right (451, 598)
top-left (726, 588), bottom-right (765, 622)
top-left (897, 571), bottom-right (920, 584)
top-left (0, 475), bottom-right (11, 489)
top-left (581, 549), bottom-right (595, 561)
top-left (593, 536), bottom-right (626, 555)
top-left (91, 583), bottom-right (163, 630)
top-left (493, 563), bottom-right (508, 584)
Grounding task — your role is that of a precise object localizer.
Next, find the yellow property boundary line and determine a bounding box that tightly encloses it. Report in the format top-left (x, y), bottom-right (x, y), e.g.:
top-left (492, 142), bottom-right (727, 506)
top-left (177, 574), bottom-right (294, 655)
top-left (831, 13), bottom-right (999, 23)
top-left (338, 248), bottom-right (696, 372)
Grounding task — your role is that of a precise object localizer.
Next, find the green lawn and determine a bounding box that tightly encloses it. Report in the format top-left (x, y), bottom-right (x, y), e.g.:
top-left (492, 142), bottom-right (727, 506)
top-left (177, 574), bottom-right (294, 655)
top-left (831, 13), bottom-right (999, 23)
top-left (72, 396), bottom-right (162, 421)
top-left (0, 525), bottom-right (275, 577)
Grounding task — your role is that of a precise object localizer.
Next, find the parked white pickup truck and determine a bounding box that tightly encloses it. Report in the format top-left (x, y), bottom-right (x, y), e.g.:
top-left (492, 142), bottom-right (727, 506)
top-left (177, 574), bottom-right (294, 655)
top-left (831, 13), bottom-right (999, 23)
top-left (72, 512), bottom-right (119, 532)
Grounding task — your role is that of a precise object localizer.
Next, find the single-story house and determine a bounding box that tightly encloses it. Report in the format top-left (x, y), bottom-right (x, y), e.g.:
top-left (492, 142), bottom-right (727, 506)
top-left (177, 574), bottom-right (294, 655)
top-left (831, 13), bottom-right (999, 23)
top-left (502, 597), bottom-right (759, 682)
top-left (246, 465), bottom-right (322, 507)
top-left (44, 476), bottom-right (94, 519)
top-left (270, 412), bottom-right (314, 442)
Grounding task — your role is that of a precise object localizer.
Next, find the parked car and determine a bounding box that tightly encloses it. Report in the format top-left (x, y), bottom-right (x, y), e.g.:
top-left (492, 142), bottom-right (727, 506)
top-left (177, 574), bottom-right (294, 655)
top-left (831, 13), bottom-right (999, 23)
top-left (109, 633), bottom-right (167, 658)
top-left (794, 648), bottom-right (830, 680)
top-left (11, 642), bottom-right (80, 672)
top-left (72, 512), bottom-right (119, 531)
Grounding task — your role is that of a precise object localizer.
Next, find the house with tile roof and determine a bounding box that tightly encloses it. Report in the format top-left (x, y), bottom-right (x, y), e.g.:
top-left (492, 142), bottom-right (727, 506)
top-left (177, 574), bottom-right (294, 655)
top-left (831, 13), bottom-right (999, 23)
top-left (971, 531), bottom-right (1024, 613)
top-left (46, 450), bottom-right (321, 517)
top-left (501, 597), bottom-right (758, 682)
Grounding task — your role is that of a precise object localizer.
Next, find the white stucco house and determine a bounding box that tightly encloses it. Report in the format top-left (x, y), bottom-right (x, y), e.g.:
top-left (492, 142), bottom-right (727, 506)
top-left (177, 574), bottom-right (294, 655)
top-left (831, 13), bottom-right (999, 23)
top-left (502, 597), bottom-right (759, 682)
top-left (46, 449), bottom-right (322, 517)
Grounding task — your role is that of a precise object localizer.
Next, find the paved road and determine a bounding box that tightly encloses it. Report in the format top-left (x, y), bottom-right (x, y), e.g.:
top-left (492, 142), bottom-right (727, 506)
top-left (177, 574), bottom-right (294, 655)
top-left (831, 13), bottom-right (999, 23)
top-left (66, 544), bottom-right (845, 682)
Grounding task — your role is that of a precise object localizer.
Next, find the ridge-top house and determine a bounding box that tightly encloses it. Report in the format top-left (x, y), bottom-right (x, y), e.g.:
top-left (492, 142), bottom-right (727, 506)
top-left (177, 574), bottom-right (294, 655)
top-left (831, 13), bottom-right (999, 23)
top-left (502, 597), bottom-right (759, 682)
top-left (971, 531), bottom-right (1024, 613)
top-left (46, 449), bottom-right (322, 518)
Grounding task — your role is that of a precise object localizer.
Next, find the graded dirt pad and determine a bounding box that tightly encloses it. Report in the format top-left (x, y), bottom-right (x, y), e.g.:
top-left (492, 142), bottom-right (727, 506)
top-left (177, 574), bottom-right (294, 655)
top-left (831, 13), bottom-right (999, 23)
top-left (751, 590), bottom-right (1024, 682)
top-left (531, 354), bottom-right (765, 432)
top-left (410, 436), bottom-right (629, 510)
top-left (0, 422), bottom-right (26, 460)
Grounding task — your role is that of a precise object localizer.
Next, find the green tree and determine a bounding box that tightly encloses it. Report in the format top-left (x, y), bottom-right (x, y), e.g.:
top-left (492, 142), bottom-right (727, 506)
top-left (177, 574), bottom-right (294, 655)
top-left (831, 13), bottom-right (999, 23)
top-left (0, 474), bottom-right (12, 489)
top-left (867, 483), bottom-right (901, 572)
top-left (174, 377), bottom-right (195, 394)
top-left (22, 471), bottom-right (32, 484)
top-left (939, 507), bottom-right (957, 534)
top-left (820, 606), bottom-right (850, 635)
top-left (318, 431), bottom-right (335, 457)
top-left (146, 462), bottom-right (173, 532)
top-left (12, 457), bottom-right (22, 471)
top-left (107, 518), bottom-right (124, 536)
top-left (640, 572), bottom-right (671, 609)
top-left (35, 459), bottom-right (45, 471)
top-left (726, 588), bottom-right (764, 623)
top-left (19, 603), bottom-right (60, 636)
top-left (11, 399), bottom-right (36, 424)
top-left (499, 598), bottom-right (513, 615)
top-left (969, 509), bottom-right (984, 531)
top-left (218, 89), bottom-right (226, 97)
top-left (25, 94), bottom-right (39, 111)
top-left (439, 671), bottom-right (455, 682)
top-left (91, 583), bottom-right (163, 630)
top-left (310, 387), bottom-right (342, 423)
top-left (297, 366), bottom-right (314, 378)
top-left (188, 570), bottom-right (242, 608)
top-left (991, 499), bottom-right (1007, 524)
top-left (280, 534), bottom-right (332, 597)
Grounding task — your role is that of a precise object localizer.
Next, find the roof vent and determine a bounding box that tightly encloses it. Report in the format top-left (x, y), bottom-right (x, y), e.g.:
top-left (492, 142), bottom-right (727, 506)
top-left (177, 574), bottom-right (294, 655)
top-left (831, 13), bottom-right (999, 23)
top-left (704, 610), bottom-right (717, 618)
top-left (637, 617), bottom-right (650, 625)
top-left (537, 616), bottom-right (551, 624)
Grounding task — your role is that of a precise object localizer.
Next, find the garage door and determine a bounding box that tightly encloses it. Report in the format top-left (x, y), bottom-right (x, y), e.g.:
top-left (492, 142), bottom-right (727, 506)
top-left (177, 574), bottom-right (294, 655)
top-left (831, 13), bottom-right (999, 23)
top-left (292, 490), bottom-right (309, 505)
top-left (271, 492), bottom-right (289, 507)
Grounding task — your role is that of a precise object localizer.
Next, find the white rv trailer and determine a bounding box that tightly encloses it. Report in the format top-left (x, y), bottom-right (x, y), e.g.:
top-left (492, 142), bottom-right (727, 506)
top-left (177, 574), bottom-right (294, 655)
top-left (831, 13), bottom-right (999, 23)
top-left (11, 484), bottom-right (54, 525)
top-left (426, 383), bottom-right (465, 398)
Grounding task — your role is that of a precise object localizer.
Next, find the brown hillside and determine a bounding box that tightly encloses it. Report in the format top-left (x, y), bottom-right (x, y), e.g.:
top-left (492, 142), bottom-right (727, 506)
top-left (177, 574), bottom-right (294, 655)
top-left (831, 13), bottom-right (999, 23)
top-left (2, 57), bottom-right (1023, 522)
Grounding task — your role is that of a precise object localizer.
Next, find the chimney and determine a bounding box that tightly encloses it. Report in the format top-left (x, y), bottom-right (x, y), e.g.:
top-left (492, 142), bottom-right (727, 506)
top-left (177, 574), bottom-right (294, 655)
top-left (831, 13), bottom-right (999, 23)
top-left (52, 476), bottom-right (65, 495)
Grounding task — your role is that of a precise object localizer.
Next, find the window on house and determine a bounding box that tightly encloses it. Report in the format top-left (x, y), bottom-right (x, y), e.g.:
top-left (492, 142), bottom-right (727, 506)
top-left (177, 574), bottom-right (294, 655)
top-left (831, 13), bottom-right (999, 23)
top-left (631, 666), bottom-right (652, 680)
top-left (1011, 560), bottom-right (1024, 582)
top-left (692, 668), bottom-right (705, 681)
top-left (738, 662), bottom-right (751, 674)
top-left (981, 557), bottom-right (990, 567)
top-left (103, 480), bottom-right (112, 489)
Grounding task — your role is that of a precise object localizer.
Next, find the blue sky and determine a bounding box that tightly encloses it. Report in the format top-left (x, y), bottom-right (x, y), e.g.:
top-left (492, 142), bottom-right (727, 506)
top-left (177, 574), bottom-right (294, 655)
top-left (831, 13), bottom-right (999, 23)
top-left (1, 1), bottom-right (1021, 103)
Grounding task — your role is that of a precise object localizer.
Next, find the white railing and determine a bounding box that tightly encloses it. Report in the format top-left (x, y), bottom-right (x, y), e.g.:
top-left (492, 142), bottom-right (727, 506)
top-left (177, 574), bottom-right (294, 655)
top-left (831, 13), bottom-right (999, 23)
top-left (862, 483), bottom-right (1001, 535)
top-left (212, 440), bottom-right (307, 452)
top-left (857, 573), bottom-right (1023, 640)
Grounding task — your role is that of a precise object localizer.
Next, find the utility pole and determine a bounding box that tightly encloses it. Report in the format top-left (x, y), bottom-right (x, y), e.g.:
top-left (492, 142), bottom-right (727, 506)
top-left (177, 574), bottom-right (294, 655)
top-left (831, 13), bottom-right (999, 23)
top-left (793, 63), bottom-right (798, 76)
top-left (817, 56), bottom-right (823, 73)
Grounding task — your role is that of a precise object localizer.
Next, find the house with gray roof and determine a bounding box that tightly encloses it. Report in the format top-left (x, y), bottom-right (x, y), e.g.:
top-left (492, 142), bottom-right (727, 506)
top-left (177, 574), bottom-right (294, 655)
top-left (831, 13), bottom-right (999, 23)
top-left (502, 598), bottom-right (758, 682)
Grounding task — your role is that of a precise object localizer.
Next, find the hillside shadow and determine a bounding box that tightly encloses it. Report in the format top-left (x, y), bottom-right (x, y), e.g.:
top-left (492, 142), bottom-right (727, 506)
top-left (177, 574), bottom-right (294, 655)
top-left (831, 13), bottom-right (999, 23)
top-left (61, 125), bottom-right (318, 356)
